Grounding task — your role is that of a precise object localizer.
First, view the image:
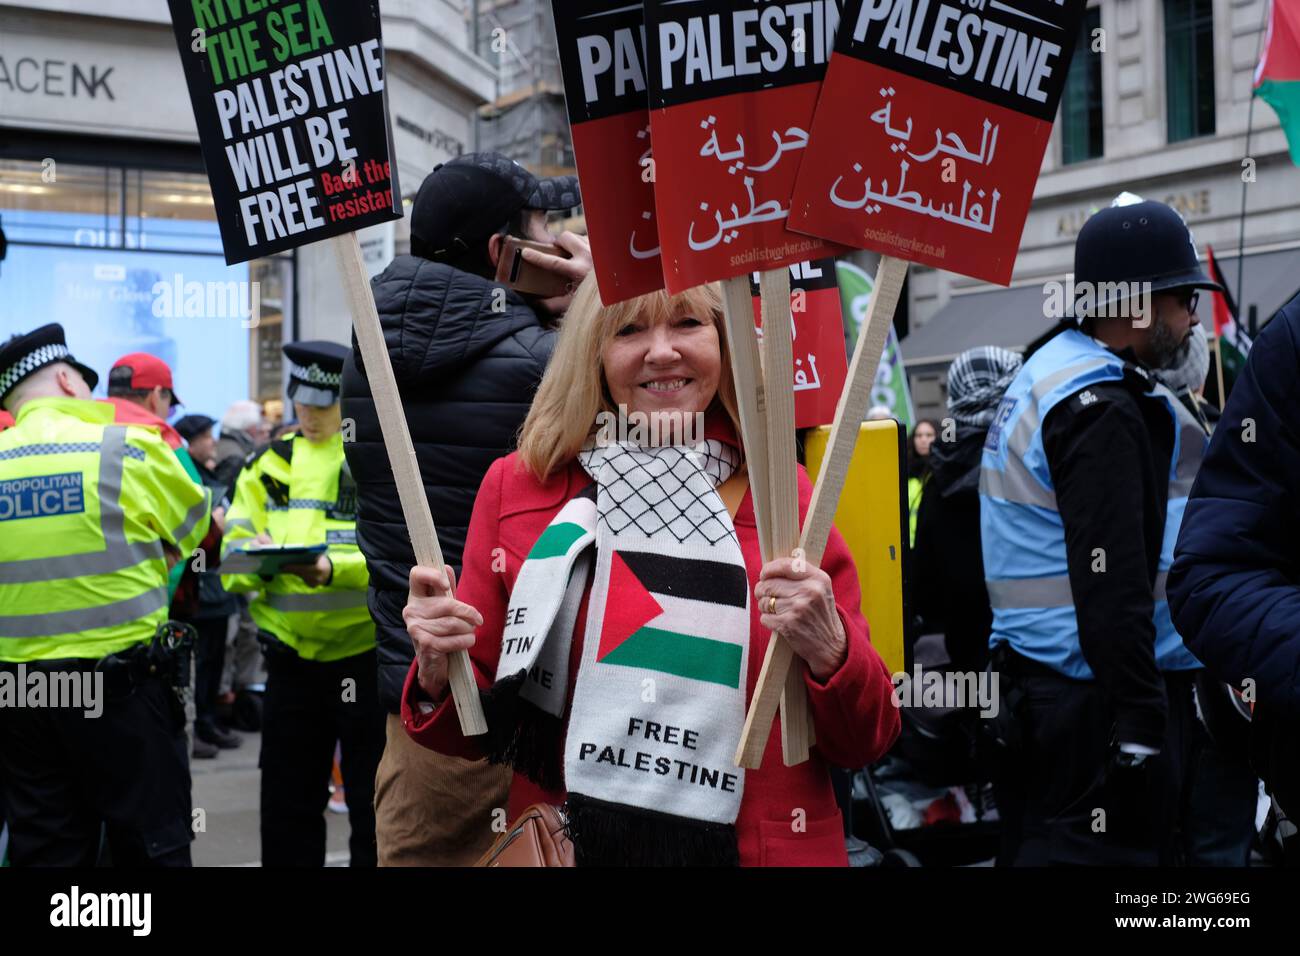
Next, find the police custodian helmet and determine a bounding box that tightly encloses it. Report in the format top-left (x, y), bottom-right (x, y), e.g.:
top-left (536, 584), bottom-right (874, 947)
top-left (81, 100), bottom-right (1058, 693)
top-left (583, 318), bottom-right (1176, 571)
top-left (1074, 200), bottom-right (1223, 318)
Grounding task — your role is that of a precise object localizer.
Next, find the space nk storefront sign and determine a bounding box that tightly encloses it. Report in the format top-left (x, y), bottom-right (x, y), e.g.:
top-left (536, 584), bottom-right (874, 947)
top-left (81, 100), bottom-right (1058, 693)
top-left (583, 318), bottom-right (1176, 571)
top-left (165, 0), bottom-right (403, 265)
top-left (790, 0), bottom-right (1088, 285)
top-left (552, 0), bottom-right (664, 304)
top-left (643, 0), bottom-right (848, 293)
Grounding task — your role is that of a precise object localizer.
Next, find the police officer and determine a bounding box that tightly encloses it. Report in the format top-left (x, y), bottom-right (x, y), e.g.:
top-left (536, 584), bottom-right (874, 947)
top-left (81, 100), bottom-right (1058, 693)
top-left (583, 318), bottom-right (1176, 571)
top-left (0, 324), bottom-right (211, 866)
top-left (221, 341), bottom-right (384, 867)
top-left (981, 200), bottom-right (1221, 866)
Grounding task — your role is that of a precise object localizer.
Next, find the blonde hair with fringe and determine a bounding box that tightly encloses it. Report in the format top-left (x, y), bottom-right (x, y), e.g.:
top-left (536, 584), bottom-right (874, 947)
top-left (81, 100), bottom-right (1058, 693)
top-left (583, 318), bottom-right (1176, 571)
top-left (517, 273), bottom-right (742, 480)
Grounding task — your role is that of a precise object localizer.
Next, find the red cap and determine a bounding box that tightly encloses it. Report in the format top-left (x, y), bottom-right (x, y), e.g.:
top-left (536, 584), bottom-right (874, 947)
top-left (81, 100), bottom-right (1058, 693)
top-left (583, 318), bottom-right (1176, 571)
top-left (110, 352), bottom-right (181, 405)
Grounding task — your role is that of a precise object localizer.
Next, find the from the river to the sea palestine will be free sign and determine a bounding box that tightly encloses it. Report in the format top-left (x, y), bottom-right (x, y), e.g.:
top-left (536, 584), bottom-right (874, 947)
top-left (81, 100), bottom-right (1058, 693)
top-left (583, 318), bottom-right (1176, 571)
top-left (166, 0), bottom-right (403, 265)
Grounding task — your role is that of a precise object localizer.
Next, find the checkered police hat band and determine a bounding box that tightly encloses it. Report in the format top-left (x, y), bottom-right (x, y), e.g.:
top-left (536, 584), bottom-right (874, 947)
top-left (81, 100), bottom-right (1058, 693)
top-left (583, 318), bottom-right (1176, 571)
top-left (287, 361), bottom-right (342, 388)
top-left (0, 343), bottom-right (70, 397)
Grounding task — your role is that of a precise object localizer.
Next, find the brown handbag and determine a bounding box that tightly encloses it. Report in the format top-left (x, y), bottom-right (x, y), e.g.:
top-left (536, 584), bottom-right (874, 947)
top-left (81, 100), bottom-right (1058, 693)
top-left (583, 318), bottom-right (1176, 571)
top-left (474, 803), bottom-right (575, 867)
top-left (473, 470), bottom-right (750, 868)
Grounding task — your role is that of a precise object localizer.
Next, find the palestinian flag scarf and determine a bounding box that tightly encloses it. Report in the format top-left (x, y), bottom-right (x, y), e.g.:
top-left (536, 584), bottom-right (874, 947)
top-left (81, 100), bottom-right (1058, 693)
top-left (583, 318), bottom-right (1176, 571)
top-left (481, 437), bottom-right (749, 865)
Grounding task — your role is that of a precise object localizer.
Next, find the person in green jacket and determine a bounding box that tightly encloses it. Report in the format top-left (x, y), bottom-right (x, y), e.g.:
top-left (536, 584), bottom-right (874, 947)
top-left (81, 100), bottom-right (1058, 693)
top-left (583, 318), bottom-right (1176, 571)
top-left (222, 341), bottom-right (383, 867)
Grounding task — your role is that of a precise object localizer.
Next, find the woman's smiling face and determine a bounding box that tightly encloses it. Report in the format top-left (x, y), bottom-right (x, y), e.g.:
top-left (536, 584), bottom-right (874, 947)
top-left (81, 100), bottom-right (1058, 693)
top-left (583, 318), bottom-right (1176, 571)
top-left (601, 306), bottom-right (722, 423)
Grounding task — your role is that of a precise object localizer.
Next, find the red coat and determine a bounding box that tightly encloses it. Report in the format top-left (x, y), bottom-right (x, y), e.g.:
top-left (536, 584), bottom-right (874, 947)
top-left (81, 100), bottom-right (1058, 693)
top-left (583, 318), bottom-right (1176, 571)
top-left (402, 440), bottom-right (901, 867)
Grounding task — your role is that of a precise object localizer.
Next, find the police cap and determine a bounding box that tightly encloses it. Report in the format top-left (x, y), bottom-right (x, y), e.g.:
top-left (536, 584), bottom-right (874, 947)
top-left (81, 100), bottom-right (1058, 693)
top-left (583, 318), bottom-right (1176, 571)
top-left (0, 323), bottom-right (99, 406)
top-left (282, 341), bottom-right (348, 408)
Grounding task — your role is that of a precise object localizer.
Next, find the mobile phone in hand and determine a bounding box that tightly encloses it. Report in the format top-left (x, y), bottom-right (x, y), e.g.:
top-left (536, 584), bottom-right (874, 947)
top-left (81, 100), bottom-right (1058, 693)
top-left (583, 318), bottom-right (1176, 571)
top-left (495, 237), bottom-right (572, 298)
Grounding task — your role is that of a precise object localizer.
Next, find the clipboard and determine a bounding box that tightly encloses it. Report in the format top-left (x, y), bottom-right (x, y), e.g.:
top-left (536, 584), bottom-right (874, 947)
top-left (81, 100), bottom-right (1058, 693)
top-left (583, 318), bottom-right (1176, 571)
top-left (219, 543), bottom-right (327, 577)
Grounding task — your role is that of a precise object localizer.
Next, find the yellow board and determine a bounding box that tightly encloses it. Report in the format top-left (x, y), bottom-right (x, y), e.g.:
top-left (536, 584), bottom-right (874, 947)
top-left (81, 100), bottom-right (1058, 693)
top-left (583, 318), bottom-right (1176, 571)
top-left (805, 422), bottom-right (907, 676)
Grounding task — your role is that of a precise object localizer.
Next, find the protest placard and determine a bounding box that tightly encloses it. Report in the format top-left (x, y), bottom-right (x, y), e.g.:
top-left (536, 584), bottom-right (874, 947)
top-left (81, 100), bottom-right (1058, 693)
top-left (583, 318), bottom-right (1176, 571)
top-left (790, 0), bottom-right (1089, 284)
top-left (750, 258), bottom-right (849, 429)
top-left (167, 0), bottom-right (403, 265)
top-left (643, 0), bottom-right (847, 293)
top-left (166, 0), bottom-right (485, 735)
top-left (552, 0), bottom-right (663, 303)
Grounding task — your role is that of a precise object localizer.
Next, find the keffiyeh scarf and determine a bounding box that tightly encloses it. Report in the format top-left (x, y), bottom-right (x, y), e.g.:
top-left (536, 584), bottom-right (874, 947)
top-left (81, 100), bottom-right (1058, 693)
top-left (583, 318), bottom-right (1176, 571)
top-left (946, 346), bottom-right (1023, 427)
top-left (481, 438), bottom-right (751, 865)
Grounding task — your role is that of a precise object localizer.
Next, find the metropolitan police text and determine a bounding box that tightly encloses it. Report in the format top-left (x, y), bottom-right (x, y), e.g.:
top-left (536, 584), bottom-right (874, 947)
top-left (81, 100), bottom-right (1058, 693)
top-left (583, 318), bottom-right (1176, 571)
top-left (0, 473), bottom-right (84, 522)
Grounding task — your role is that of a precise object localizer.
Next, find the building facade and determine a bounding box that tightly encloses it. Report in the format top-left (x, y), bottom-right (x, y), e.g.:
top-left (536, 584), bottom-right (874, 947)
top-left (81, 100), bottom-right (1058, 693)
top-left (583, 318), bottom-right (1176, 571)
top-left (902, 0), bottom-right (1300, 418)
top-left (474, 0), bottom-right (568, 164)
top-left (0, 0), bottom-right (493, 416)
top-left (473, 0), bottom-right (580, 226)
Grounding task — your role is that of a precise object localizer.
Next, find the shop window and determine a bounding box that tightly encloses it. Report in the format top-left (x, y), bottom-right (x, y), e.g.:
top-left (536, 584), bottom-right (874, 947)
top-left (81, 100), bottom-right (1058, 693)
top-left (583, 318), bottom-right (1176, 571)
top-left (0, 157), bottom-right (291, 420)
top-left (0, 160), bottom-right (122, 246)
top-left (1165, 0), bottom-right (1216, 143)
top-left (128, 169), bottom-right (221, 255)
top-left (1061, 7), bottom-right (1104, 164)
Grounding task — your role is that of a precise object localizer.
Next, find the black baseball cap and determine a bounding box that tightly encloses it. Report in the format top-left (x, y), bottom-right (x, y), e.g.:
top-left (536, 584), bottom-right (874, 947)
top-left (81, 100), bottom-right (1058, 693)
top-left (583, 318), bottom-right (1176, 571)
top-left (175, 413), bottom-right (216, 443)
top-left (409, 152), bottom-right (580, 261)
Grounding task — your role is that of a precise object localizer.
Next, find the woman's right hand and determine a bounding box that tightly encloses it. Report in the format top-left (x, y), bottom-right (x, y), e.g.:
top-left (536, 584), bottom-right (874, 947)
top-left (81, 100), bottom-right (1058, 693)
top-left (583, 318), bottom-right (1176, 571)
top-left (404, 565), bottom-right (484, 703)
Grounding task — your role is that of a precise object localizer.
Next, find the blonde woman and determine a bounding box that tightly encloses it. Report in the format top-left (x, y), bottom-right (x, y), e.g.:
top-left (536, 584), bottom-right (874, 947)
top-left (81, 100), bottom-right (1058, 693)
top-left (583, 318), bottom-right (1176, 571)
top-left (401, 275), bottom-right (899, 865)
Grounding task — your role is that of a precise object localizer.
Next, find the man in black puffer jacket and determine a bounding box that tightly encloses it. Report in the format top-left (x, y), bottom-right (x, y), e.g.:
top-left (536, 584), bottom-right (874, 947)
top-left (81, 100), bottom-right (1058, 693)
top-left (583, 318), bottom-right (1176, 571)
top-left (342, 153), bottom-right (589, 865)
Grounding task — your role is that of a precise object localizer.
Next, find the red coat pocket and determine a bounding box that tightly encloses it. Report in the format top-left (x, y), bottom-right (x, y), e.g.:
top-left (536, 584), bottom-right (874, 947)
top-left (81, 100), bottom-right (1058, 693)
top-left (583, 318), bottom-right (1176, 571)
top-left (757, 811), bottom-right (849, 867)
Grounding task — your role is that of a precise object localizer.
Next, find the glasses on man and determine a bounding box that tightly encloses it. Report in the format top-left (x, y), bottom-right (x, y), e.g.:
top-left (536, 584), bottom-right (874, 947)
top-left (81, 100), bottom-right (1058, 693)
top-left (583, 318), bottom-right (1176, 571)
top-left (1179, 291), bottom-right (1200, 315)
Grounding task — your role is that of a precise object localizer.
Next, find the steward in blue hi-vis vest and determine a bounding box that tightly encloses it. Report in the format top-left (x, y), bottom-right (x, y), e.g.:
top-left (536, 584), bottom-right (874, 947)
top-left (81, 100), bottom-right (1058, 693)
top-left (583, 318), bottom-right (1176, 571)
top-left (979, 327), bottom-right (1208, 678)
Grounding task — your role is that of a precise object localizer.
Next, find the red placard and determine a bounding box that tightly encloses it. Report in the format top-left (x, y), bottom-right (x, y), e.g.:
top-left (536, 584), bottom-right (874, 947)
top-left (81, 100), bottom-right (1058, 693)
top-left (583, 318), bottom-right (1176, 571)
top-left (552, 0), bottom-right (664, 303)
top-left (751, 258), bottom-right (848, 428)
top-left (643, 0), bottom-right (848, 292)
top-left (789, 0), bottom-right (1088, 285)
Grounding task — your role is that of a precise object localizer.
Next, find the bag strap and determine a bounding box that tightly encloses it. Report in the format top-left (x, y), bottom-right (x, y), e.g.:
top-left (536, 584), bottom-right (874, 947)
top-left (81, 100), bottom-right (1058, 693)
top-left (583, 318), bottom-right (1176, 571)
top-left (717, 468), bottom-right (749, 520)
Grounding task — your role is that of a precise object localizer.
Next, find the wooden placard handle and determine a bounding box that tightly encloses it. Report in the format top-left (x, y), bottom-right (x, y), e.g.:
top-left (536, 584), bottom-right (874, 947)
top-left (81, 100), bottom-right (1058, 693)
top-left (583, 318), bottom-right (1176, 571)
top-left (1212, 336), bottom-right (1226, 411)
top-left (758, 269), bottom-right (813, 767)
top-left (331, 233), bottom-right (488, 737)
top-left (719, 276), bottom-right (773, 561)
top-left (720, 275), bottom-right (793, 768)
top-left (734, 255), bottom-right (909, 767)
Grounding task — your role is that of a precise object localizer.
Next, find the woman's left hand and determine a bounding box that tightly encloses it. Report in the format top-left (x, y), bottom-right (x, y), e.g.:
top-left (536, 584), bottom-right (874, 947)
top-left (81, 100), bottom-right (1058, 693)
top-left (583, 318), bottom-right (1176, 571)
top-left (755, 557), bottom-right (848, 682)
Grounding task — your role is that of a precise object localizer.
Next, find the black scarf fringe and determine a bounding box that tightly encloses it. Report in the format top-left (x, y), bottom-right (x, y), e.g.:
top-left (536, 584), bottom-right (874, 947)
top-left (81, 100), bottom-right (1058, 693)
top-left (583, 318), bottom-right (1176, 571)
top-left (479, 670), bottom-right (565, 792)
top-left (565, 793), bottom-right (740, 867)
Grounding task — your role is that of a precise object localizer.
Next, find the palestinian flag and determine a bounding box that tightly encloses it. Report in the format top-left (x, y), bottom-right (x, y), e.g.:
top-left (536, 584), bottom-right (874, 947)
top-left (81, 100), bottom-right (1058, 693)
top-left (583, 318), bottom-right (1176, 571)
top-left (596, 549), bottom-right (748, 688)
top-left (526, 504), bottom-right (591, 560)
top-left (1256, 0), bottom-right (1300, 166)
top-left (1206, 245), bottom-right (1253, 392)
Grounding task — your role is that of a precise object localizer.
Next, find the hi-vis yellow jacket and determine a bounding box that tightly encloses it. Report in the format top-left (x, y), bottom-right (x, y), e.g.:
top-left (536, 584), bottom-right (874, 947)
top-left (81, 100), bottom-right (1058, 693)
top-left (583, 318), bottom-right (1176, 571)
top-left (0, 397), bottom-right (211, 662)
top-left (221, 431), bottom-right (373, 661)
